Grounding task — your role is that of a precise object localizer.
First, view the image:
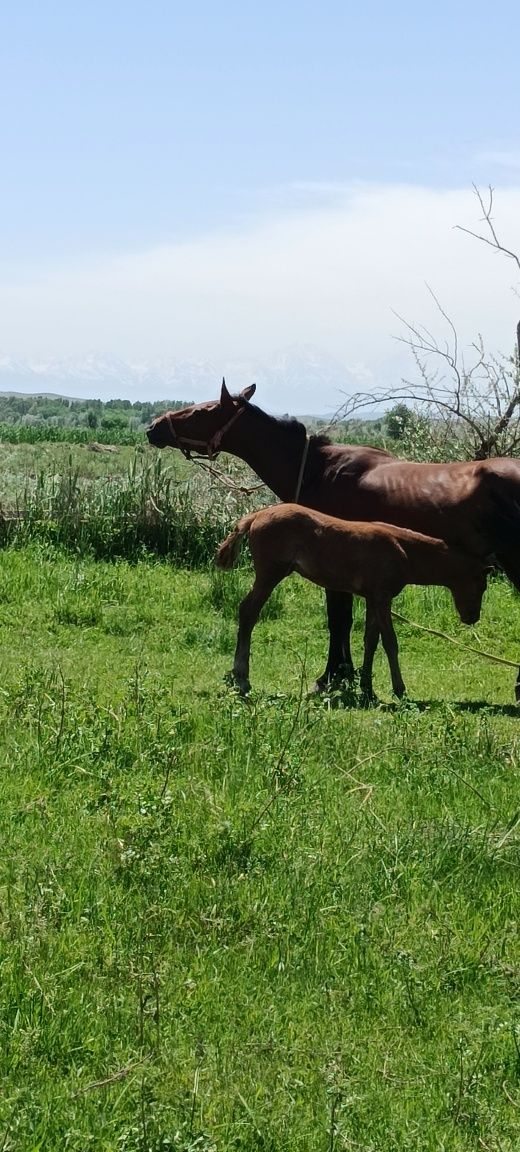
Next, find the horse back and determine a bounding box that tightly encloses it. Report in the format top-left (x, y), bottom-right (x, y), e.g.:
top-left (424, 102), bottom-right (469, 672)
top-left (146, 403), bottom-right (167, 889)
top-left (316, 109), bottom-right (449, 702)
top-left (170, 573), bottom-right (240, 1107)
top-left (307, 449), bottom-right (520, 554)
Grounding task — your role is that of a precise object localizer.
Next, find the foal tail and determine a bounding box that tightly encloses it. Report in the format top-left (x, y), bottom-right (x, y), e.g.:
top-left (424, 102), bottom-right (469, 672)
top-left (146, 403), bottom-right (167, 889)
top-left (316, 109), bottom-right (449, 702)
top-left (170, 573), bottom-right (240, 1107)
top-left (215, 512), bottom-right (258, 570)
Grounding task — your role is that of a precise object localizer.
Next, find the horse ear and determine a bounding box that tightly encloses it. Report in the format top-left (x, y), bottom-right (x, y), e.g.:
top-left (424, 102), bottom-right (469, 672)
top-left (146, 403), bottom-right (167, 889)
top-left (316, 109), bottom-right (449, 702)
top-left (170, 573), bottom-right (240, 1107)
top-left (239, 383), bottom-right (256, 402)
top-left (220, 377), bottom-right (234, 408)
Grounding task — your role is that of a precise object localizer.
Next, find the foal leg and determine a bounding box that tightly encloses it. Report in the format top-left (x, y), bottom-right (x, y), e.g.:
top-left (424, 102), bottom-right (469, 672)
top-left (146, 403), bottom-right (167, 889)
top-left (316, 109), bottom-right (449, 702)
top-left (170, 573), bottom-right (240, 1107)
top-left (376, 599), bottom-right (406, 699)
top-left (359, 602), bottom-right (380, 702)
top-left (315, 590), bottom-right (355, 690)
top-left (231, 573), bottom-right (285, 694)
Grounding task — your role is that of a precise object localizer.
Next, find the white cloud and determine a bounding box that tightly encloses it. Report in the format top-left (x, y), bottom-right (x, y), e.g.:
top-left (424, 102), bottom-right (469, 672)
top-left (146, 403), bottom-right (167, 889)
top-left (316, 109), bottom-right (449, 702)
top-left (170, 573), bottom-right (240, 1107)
top-left (475, 151), bottom-right (520, 172)
top-left (1, 183), bottom-right (519, 401)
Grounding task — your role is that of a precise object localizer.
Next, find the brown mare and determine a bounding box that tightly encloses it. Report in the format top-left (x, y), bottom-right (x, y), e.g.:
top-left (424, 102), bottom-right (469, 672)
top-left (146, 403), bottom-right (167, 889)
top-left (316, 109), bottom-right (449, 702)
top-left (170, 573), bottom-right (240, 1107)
top-left (216, 505), bottom-right (488, 697)
top-left (147, 379), bottom-right (520, 697)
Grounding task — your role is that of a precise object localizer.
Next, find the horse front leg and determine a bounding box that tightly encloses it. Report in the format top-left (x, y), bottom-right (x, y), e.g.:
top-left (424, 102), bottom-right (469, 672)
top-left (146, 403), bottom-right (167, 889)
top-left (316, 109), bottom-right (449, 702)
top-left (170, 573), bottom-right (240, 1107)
top-left (314, 590), bottom-right (355, 691)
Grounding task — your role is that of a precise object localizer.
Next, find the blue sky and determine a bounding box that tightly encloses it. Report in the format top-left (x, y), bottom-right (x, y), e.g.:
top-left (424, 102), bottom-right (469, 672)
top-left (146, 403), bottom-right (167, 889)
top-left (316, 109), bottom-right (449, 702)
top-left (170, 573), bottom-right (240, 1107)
top-left (1, 0), bottom-right (519, 406)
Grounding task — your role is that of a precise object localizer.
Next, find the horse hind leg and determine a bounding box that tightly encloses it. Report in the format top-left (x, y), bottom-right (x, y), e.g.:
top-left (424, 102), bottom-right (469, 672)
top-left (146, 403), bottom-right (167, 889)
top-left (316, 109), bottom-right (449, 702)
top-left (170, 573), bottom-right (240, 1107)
top-left (314, 590), bottom-right (355, 691)
top-left (494, 549), bottom-right (520, 701)
top-left (360, 603), bottom-right (380, 702)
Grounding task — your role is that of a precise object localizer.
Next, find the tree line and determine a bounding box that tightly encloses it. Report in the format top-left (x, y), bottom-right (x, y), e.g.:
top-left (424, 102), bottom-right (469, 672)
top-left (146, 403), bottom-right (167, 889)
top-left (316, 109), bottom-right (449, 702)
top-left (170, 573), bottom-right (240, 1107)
top-left (0, 394), bottom-right (192, 444)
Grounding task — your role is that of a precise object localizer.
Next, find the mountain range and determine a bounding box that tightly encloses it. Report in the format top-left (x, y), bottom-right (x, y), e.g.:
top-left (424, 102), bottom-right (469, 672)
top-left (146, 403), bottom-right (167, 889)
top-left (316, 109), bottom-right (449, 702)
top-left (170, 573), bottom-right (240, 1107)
top-left (0, 346), bottom-right (374, 415)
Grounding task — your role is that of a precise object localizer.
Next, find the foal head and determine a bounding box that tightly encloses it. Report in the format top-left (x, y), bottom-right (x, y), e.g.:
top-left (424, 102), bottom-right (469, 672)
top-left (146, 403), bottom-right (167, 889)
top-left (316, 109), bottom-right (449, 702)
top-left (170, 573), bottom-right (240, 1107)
top-left (450, 563), bottom-right (489, 626)
top-left (146, 379), bottom-right (256, 458)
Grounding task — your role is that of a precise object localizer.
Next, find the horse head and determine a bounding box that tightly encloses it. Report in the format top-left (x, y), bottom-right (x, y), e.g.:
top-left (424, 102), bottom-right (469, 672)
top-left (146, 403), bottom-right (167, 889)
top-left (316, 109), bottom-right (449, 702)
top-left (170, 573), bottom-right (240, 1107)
top-left (146, 379), bottom-right (256, 459)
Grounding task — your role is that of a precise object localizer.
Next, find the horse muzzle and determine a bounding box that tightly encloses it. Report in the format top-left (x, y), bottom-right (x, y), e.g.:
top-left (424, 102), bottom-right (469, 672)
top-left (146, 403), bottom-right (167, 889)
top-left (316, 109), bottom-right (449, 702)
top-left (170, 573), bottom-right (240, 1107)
top-left (146, 418), bottom-right (175, 448)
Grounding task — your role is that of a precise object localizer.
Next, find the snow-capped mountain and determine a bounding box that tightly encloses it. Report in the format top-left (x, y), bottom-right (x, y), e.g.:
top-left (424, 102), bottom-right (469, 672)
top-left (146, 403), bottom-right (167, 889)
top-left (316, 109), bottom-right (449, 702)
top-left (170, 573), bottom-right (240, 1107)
top-left (0, 345), bottom-right (373, 415)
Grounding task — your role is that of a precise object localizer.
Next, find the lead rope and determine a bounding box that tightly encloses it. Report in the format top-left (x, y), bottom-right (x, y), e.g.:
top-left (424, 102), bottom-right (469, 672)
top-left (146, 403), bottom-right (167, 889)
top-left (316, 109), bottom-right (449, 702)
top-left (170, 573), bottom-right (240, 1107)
top-left (391, 610), bottom-right (519, 670)
top-left (294, 435), bottom-right (310, 503)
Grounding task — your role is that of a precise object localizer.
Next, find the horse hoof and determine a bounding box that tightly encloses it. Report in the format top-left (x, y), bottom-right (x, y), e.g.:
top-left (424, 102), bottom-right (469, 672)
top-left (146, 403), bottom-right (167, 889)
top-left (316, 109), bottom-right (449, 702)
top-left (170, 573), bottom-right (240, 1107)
top-left (359, 681), bottom-right (377, 706)
top-left (312, 666), bottom-right (356, 695)
top-left (224, 671), bottom-right (250, 695)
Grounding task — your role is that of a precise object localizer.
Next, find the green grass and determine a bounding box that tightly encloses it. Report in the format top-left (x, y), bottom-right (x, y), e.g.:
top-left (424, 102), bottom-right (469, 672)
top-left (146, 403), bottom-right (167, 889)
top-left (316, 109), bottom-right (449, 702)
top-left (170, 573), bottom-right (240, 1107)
top-left (1, 547), bottom-right (520, 1150)
top-left (0, 422), bottom-right (142, 447)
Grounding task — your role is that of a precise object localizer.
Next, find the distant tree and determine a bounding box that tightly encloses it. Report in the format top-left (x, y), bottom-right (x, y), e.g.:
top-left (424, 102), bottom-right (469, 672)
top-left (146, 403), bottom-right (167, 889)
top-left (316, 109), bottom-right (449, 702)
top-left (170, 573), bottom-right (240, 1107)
top-left (386, 403), bottom-right (414, 440)
top-left (100, 412), bottom-right (127, 432)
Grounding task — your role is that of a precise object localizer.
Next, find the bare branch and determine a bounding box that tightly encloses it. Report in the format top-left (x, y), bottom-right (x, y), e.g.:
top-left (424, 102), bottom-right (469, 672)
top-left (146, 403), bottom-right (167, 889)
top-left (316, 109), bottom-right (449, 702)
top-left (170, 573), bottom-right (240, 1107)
top-left (455, 184), bottom-right (520, 273)
top-left (340, 294), bottom-right (520, 461)
top-left (338, 186), bottom-right (520, 465)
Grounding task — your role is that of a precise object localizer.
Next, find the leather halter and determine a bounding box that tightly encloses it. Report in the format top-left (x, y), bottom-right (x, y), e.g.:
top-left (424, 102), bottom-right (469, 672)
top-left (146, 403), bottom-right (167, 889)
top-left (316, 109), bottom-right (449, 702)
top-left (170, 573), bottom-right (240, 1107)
top-left (162, 405), bottom-right (310, 499)
top-left (164, 403), bottom-right (245, 460)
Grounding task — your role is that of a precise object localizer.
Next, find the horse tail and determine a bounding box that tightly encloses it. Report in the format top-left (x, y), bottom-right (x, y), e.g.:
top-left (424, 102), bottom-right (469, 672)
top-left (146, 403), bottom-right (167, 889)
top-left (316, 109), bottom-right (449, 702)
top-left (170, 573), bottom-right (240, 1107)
top-left (215, 512), bottom-right (259, 570)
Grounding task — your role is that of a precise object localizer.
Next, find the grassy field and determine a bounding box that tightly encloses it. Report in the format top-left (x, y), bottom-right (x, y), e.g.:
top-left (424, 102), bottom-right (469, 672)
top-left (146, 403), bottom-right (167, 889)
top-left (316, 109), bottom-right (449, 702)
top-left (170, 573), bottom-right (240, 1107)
top-left (0, 442), bottom-right (184, 511)
top-left (1, 539), bottom-right (520, 1151)
top-left (0, 441), bottom-right (142, 494)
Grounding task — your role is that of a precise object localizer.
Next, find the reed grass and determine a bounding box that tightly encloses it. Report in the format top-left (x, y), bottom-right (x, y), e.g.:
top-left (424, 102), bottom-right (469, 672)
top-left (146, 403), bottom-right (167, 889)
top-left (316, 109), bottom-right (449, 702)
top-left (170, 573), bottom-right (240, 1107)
top-left (0, 452), bottom-right (264, 564)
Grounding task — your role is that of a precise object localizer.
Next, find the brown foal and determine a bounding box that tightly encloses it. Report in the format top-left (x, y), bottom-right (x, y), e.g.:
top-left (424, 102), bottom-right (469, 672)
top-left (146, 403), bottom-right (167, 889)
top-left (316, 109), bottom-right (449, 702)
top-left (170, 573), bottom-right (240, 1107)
top-left (216, 504), bottom-right (488, 698)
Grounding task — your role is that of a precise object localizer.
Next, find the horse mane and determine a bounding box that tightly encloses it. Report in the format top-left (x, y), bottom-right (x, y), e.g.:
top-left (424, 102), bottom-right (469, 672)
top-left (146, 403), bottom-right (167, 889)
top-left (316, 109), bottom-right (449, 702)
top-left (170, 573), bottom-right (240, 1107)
top-left (244, 400), bottom-right (331, 446)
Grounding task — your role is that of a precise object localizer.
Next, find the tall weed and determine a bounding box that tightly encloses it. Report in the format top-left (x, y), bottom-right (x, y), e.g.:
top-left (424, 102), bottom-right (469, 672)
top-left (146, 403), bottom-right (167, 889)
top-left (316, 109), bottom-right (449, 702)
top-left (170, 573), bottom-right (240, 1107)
top-left (0, 453), bottom-right (251, 565)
